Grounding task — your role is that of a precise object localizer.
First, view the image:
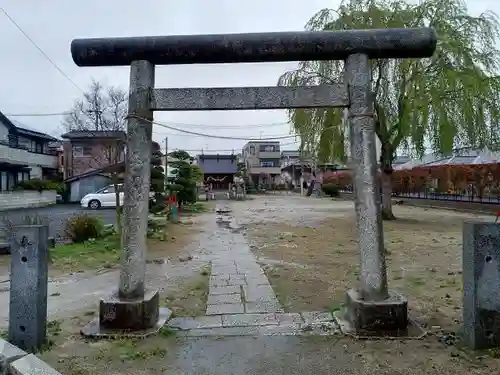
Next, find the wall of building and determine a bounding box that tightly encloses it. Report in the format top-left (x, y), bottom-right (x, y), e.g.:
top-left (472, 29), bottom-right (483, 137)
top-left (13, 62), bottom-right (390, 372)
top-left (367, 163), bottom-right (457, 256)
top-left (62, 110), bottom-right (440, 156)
top-left (69, 175), bottom-right (111, 203)
top-left (0, 143), bottom-right (57, 170)
top-left (64, 140), bottom-right (125, 178)
top-left (0, 190), bottom-right (56, 211)
top-left (0, 122), bottom-right (9, 143)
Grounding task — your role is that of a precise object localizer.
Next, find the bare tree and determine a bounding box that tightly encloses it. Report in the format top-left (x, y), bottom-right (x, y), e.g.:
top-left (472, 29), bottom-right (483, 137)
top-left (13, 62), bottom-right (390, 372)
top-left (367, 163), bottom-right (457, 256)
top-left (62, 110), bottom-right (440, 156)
top-left (62, 80), bottom-right (128, 230)
top-left (63, 80), bottom-right (127, 132)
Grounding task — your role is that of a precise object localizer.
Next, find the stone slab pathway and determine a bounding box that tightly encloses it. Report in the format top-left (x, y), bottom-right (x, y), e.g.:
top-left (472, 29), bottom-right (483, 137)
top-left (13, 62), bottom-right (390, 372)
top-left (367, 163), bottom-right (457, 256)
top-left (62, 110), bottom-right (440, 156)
top-left (167, 204), bottom-right (339, 336)
top-left (168, 311), bottom-right (339, 336)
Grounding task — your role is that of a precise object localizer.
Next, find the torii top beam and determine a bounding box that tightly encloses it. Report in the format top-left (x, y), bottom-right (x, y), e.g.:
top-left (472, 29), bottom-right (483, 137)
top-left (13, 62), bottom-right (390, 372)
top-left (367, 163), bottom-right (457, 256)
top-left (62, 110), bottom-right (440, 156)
top-left (71, 28), bottom-right (437, 67)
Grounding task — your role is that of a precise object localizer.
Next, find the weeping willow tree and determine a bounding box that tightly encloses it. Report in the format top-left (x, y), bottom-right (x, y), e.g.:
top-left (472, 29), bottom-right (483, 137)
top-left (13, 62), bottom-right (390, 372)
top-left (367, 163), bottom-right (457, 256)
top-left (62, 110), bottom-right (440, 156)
top-left (278, 0), bottom-right (500, 219)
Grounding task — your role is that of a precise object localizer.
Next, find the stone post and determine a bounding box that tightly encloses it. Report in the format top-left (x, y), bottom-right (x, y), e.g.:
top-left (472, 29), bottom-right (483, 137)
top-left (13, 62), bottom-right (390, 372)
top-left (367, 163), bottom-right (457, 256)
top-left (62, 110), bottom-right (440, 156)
top-left (339, 54), bottom-right (408, 334)
top-left (119, 60), bottom-right (155, 299)
top-left (463, 222), bottom-right (500, 349)
top-left (8, 225), bottom-right (49, 352)
top-left (82, 60), bottom-right (168, 337)
top-left (346, 53), bottom-right (388, 301)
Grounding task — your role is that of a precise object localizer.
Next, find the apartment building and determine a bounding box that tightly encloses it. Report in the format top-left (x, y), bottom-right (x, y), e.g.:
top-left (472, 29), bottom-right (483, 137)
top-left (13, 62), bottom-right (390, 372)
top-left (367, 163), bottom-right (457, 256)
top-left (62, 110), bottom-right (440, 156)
top-left (242, 141), bottom-right (281, 184)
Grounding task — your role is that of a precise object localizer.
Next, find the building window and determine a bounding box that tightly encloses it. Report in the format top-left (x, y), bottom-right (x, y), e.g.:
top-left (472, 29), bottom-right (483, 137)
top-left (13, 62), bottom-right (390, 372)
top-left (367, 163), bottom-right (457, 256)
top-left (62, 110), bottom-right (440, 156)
top-left (0, 172), bottom-right (7, 191)
top-left (249, 146), bottom-right (255, 155)
top-left (73, 146), bottom-right (83, 157)
top-left (73, 146), bottom-right (92, 157)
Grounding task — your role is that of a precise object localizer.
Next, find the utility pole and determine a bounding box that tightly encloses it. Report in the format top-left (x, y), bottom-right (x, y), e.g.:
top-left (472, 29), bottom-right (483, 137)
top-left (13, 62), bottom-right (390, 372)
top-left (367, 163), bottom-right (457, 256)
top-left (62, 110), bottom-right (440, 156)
top-left (87, 109), bottom-right (102, 131)
top-left (164, 136), bottom-right (168, 189)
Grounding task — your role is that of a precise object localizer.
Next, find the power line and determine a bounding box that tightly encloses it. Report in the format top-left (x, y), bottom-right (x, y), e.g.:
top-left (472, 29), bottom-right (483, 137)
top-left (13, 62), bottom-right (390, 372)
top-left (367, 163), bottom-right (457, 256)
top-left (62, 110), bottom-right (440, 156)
top-left (128, 115), bottom-right (299, 141)
top-left (158, 120), bottom-right (290, 129)
top-left (0, 7), bottom-right (84, 94)
top-left (0, 8), bottom-right (306, 146)
top-left (5, 111), bottom-right (291, 129)
top-left (5, 112), bottom-right (70, 117)
top-left (175, 140), bottom-right (301, 152)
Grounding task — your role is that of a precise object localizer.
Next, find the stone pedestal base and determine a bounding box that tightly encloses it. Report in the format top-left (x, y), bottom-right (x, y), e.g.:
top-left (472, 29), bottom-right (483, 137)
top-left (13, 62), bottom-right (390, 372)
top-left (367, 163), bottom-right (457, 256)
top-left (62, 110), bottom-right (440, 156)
top-left (81, 289), bottom-right (172, 338)
top-left (333, 288), bottom-right (421, 338)
top-left (100, 289), bottom-right (160, 330)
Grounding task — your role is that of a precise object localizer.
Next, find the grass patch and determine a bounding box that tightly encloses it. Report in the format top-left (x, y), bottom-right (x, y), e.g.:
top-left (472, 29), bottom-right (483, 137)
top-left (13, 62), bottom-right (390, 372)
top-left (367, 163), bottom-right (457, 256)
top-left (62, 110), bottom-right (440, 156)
top-left (162, 265), bottom-right (210, 317)
top-left (50, 235), bottom-right (120, 272)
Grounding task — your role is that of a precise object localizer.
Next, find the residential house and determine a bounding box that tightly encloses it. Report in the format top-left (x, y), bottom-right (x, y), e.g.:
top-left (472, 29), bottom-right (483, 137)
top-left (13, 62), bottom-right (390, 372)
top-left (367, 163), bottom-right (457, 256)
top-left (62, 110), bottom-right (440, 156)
top-left (0, 111), bottom-right (59, 209)
top-left (65, 163), bottom-right (124, 203)
top-left (196, 154), bottom-right (237, 190)
top-left (0, 112), bottom-right (59, 186)
top-left (61, 130), bottom-right (126, 202)
top-left (61, 130), bottom-right (126, 179)
top-left (242, 141), bottom-right (281, 185)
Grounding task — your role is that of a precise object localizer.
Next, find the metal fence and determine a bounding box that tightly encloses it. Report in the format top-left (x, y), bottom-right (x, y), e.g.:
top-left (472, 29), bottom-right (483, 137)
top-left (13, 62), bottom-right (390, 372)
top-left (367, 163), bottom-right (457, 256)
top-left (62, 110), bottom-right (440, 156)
top-left (341, 186), bottom-right (500, 204)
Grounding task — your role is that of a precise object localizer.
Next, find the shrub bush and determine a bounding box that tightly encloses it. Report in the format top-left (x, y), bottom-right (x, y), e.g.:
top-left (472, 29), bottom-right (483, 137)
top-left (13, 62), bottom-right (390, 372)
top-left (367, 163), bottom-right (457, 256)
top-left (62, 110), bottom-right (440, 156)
top-left (322, 183), bottom-right (340, 197)
top-left (16, 178), bottom-right (59, 192)
top-left (65, 214), bottom-right (104, 243)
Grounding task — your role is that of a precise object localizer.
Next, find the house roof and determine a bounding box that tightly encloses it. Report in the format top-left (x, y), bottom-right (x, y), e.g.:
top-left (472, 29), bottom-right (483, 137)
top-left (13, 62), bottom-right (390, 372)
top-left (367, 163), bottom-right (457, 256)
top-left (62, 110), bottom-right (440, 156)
top-left (0, 111), bottom-right (18, 132)
top-left (61, 130), bottom-right (126, 140)
top-left (16, 126), bottom-right (58, 141)
top-left (196, 154), bottom-right (237, 174)
top-left (0, 111), bottom-right (57, 141)
top-left (65, 162), bottom-right (125, 183)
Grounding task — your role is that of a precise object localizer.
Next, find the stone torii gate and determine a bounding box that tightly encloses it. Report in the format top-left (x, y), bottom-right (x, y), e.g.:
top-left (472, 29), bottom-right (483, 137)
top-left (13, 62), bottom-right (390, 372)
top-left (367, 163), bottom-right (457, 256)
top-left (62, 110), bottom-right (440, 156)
top-left (71, 28), bottom-right (436, 336)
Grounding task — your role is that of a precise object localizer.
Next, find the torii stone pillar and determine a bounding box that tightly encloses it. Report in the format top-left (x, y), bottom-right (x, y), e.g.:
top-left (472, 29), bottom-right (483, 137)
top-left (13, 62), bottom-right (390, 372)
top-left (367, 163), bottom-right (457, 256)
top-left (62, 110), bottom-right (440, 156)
top-left (71, 27), bottom-right (436, 336)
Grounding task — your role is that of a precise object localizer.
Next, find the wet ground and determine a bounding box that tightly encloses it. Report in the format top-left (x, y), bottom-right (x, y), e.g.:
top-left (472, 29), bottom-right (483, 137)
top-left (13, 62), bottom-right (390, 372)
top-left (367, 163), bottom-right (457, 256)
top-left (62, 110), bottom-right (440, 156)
top-left (5, 195), bottom-right (494, 374)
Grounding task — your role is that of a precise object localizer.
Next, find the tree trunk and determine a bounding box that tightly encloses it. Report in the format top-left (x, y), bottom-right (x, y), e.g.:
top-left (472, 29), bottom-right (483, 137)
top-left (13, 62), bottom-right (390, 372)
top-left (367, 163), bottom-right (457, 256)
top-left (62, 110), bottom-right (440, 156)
top-left (380, 142), bottom-right (396, 220)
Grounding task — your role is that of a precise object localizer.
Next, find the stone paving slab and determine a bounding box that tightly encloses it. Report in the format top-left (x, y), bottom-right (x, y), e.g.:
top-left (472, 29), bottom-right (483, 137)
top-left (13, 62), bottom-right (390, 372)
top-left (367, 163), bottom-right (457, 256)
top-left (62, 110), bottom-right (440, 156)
top-left (229, 274), bottom-right (247, 283)
top-left (10, 354), bottom-right (62, 375)
top-left (242, 284), bottom-right (276, 302)
top-left (209, 285), bottom-right (241, 295)
top-left (177, 322), bottom-right (339, 337)
top-left (178, 326), bottom-right (261, 337)
top-left (168, 316), bottom-right (223, 330)
top-left (226, 279), bottom-right (248, 287)
top-left (245, 275), bottom-right (271, 286)
top-left (207, 293), bottom-right (242, 305)
top-left (301, 311), bottom-right (334, 325)
top-left (206, 303), bottom-right (245, 315)
top-left (246, 301), bottom-right (284, 314)
top-left (211, 266), bottom-right (238, 276)
top-left (222, 313), bottom-right (278, 327)
top-left (276, 313), bottom-right (304, 325)
top-left (259, 323), bottom-right (303, 336)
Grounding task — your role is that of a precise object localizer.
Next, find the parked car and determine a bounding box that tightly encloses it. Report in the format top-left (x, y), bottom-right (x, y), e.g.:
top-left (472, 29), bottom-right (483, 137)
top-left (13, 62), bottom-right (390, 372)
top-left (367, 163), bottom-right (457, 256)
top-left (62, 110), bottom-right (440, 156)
top-left (81, 184), bottom-right (124, 209)
top-left (81, 184), bottom-right (157, 209)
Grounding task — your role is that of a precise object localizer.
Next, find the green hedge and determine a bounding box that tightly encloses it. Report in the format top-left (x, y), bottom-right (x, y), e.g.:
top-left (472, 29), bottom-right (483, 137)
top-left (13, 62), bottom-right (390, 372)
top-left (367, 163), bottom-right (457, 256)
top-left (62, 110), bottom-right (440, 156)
top-left (322, 183), bottom-right (340, 197)
top-left (17, 178), bottom-right (62, 192)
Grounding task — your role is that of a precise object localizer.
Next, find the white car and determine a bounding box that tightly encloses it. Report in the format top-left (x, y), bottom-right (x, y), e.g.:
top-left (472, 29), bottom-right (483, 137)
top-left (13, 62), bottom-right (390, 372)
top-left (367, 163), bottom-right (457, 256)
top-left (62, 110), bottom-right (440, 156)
top-left (81, 184), bottom-right (124, 209)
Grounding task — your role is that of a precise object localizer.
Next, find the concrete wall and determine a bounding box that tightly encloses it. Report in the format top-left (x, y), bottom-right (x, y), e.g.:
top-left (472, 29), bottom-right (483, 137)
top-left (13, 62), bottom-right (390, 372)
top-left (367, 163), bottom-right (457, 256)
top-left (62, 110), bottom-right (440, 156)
top-left (0, 190), bottom-right (56, 211)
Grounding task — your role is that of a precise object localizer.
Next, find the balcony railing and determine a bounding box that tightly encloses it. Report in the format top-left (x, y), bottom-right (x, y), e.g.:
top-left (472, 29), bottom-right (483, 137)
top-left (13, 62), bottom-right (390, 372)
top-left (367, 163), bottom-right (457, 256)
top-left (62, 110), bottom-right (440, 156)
top-left (0, 141), bottom-right (57, 168)
top-left (258, 151), bottom-right (281, 159)
top-left (248, 166), bottom-right (281, 175)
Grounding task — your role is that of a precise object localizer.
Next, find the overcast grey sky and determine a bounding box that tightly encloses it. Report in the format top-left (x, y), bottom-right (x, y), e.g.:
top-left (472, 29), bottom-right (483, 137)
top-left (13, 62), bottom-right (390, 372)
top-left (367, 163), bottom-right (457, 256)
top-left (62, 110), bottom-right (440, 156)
top-left (0, 0), bottom-right (498, 154)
